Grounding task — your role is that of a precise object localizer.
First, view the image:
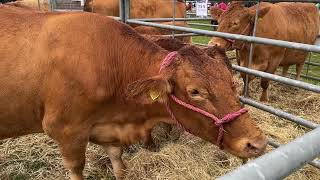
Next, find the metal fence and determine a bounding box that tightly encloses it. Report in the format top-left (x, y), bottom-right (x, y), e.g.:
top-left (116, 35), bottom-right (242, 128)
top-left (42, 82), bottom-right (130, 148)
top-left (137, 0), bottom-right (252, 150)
top-left (117, 0), bottom-right (320, 179)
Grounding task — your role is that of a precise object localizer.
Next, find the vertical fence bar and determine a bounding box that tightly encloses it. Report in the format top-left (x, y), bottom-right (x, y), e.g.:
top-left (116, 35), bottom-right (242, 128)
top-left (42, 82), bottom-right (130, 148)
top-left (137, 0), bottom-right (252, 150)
top-left (172, 0), bottom-right (176, 38)
top-left (244, 1), bottom-right (260, 97)
top-left (37, 0), bottom-right (41, 10)
top-left (125, 0), bottom-right (130, 21)
top-left (49, 0), bottom-right (53, 11)
top-left (119, 0), bottom-right (125, 22)
top-left (306, 52), bottom-right (312, 76)
top-left (91, 0), bottom-right (94, 12)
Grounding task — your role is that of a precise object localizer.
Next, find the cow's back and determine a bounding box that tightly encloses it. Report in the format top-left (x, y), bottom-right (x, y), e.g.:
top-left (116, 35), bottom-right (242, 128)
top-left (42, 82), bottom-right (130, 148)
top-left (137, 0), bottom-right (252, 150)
top-left (84, 0), bottom-right (119, 16)
top-left (255, 3), bottom-right (319, 66)
top-left (278, 3), bottom-right (319, 65)
top-left (278, 3), bottom-right (318, 43)
top-left (84, 0), bottom-right (186, 18)
top-left (130, 0), bottom-right (186, 18)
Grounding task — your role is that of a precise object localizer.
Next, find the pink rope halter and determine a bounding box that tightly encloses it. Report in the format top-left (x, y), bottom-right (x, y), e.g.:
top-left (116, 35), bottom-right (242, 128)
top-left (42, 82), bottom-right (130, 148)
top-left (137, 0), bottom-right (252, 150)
top-left (160, 51), bottom-right (248, 148)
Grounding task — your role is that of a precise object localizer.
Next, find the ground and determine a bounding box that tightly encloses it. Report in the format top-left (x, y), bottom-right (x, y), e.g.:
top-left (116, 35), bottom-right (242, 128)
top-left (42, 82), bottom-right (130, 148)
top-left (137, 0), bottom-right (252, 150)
top-left (1, 20), bottom-right (320, 180)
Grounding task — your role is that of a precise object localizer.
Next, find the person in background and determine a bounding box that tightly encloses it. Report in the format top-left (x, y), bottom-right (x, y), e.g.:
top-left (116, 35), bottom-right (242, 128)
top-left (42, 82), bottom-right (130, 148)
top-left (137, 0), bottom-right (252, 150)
top-left (217, 1), bottom-right (228, 11)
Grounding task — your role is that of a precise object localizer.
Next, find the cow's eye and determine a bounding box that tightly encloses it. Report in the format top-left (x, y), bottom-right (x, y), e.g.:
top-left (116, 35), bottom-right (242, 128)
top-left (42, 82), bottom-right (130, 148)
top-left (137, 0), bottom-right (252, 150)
top-left (190, 89), bottom-right (200, 97)
top-left (187, 86), bottom-right (208, 101)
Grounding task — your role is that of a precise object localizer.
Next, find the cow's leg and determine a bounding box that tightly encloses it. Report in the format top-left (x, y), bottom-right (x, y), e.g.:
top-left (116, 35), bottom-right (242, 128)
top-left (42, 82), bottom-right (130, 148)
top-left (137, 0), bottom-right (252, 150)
top-left (260, 78), bottom-right (269, 102)
top-left (282, 65), bottom-right (289, 77)
top-left (42, 112), bottom-right (88, 180)
top-left (104, 145), bottom-right (126, 180)
top-left (142, 129), bottom-right (158, 152)
top-left (241, 75), bottom-right (252, 97)
top-left (296, 63), bottom-right (304, 80)
top-left (59, 135), bottom-right (88, 180)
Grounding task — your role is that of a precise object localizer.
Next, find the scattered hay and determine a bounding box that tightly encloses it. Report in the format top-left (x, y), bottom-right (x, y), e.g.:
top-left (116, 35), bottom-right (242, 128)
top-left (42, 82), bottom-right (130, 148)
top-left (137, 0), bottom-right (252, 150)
top-left (0, 75), bottom-right (319, 180)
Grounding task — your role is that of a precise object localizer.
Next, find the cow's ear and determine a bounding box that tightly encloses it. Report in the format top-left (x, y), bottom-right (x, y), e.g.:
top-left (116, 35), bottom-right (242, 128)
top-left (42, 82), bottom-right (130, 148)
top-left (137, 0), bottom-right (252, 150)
top-left (249, 6), bottom-right (270, 19)
top-left (210, 7), bottom-right (223, 22)
top-left (125, 75), bottom-right (171, 104)
top-left (203, 46), bottom-right (227, 60)
top-left (203, 46), bottom-right (232, 72)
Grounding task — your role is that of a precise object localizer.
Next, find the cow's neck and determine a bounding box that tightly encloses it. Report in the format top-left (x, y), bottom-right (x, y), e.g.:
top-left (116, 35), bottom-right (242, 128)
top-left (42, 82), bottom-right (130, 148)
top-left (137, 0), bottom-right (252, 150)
top-left (115, 46), bottom-right (168, 89)
top-left (110, 37), bottom-right (171, 116)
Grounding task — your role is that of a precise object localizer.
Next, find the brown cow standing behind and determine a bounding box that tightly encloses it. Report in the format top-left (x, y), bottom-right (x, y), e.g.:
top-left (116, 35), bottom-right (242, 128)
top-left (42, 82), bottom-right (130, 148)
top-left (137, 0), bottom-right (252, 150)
top-left (84, 0), bottom-right (192, 43)
top-left (84, 0), bottom-right (186, 18)
top-left (135, 21), bottom-right (192, 43)
top-left (0, 5), bottom-right (267, 180)
top-left (209, 2), bottom-right (319, 101)
top-left (3, 0), bottom-right (50, 11)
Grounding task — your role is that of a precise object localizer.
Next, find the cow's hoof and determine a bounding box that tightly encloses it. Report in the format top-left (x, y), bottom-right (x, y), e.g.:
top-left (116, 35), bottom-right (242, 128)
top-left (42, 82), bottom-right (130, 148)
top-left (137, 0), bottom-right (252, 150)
top-left (259, 96), bottom-right (269, 102)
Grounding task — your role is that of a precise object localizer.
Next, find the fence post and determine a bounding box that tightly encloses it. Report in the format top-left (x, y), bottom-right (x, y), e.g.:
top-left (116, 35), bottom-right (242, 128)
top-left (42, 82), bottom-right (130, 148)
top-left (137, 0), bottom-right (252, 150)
top-left (125, 0), bottom-right (130, 21)
top-left (244, 1), bottom-right (260, 97)
top-left (172, 0), bottom-right (176, 38)
top-left (306, 52), bottom-right (312, 76)
top-left (119, 0), bottom-right (128, 23)
top-left (37, 0), bottom-right (41, 10)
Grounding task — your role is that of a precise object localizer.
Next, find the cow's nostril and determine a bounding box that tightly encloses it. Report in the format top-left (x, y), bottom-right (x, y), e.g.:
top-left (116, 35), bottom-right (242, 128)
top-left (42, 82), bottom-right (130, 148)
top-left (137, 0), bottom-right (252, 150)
top-left (208, 40), bottom-right (220, 47)
top-left (214, 43), bottom-right (221, 47)
top-left (246, 142), bottom-right (258, 152)
top-left (245, 138), bottom-right (267, 156)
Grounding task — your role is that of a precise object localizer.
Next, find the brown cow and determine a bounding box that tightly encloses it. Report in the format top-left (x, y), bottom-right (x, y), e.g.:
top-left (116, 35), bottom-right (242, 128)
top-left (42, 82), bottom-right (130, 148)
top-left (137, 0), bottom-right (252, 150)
top-left (135, 21), bottom-right (192, 43)
top-left (0, 5), bottom-right (267, 180)
top-left (84, 0), bottom-right (191, 43)
top-left (209, 2), bottom-right (319, 101)
top-left (84, 0), bottom-right (187, 18)
top-left (5, 0), bottom-right (50, 11)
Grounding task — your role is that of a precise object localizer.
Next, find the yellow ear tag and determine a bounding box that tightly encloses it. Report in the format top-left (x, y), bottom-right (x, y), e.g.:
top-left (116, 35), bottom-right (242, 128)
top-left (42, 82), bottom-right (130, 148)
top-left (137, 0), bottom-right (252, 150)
top-left (149, 89), bottom-right (160, 101)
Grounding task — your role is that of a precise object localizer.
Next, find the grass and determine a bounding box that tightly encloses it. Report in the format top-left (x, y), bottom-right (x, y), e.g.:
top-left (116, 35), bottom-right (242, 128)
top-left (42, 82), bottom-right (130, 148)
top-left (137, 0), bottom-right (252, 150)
top-left (285, 53), bottom-right (320, 85)
top-left (189, 20), bottom-right (214, 44)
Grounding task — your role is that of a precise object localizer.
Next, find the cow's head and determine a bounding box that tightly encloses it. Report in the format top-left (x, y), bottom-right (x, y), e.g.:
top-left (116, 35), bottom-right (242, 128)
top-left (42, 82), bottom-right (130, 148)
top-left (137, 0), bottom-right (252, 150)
top-left (126, 44), bottom-right (266, 158)
top-left (208, 2), bottom-right (270, 50)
